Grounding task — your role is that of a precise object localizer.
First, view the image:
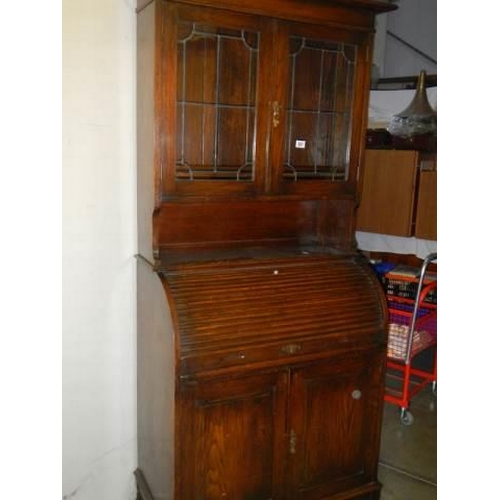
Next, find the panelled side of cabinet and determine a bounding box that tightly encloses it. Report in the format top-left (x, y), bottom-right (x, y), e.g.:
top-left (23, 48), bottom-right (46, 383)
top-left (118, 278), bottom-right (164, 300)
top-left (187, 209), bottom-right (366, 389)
top-left (414, 170), bottom-right (437, 240)
top-left (137, 0), bottom-right (161, 261)
top-left (136, 258), bottom-right (176, 500)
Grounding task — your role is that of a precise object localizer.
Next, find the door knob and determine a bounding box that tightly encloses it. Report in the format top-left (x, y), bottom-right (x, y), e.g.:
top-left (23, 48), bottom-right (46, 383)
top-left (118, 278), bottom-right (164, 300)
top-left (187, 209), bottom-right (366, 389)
top-left (351, 389), bottom-right (362, 400)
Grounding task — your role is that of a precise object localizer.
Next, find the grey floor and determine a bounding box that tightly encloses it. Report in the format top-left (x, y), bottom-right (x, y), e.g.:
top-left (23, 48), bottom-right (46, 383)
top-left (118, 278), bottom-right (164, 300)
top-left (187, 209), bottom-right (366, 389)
top-left (378, 386), bottom-right (437, 500)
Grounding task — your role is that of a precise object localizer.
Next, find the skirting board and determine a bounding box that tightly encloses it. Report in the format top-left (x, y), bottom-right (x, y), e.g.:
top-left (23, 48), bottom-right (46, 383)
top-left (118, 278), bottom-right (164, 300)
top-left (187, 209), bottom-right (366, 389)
top-left (134, 468), bottom-right (155, 500)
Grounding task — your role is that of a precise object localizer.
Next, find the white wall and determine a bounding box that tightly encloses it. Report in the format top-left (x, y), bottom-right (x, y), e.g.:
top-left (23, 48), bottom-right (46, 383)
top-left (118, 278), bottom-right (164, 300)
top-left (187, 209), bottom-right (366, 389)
top-left (62, 0), bottom-right (137, 499)
top-left (372, 13), bottom-right (387, 81)
top-left (378, 0), bottom-right (437, 78)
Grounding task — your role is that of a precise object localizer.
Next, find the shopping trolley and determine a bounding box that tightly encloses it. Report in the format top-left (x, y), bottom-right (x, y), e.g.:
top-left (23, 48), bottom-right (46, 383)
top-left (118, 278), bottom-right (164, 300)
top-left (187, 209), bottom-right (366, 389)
top-left (383, 253), bottom-right (437, 425)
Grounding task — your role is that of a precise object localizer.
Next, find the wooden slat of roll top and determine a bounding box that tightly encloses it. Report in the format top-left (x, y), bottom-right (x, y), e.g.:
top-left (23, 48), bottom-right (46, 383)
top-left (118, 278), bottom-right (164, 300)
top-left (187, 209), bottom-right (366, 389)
top-left (164, 257), bottom-right (385, 362)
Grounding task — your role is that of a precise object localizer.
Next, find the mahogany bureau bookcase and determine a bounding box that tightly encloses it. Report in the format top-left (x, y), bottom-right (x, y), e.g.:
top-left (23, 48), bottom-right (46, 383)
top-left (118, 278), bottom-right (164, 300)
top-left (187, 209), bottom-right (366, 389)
top-left (135, 1), bottom-right (396, 499)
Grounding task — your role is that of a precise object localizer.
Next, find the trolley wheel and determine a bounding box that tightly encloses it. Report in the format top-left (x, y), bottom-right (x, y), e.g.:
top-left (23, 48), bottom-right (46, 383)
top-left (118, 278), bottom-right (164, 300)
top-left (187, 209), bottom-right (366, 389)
top-left (400, 409), bottom-right (414, 426)
top-left (432, 381), bottom-right (437, 396)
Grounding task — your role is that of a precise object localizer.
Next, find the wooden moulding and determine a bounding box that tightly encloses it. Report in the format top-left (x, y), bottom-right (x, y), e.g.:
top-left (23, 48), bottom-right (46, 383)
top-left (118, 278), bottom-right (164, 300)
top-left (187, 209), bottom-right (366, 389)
top-left (161, 0), bottom-right (396, 28)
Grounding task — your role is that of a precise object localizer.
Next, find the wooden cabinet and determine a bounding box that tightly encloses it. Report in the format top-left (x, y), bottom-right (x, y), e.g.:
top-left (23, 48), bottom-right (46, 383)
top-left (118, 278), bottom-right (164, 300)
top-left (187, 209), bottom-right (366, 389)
top-left (356, 149), bottom-right (437, 239)
top-left (177, 349), bottom-right (385, 500)
top-left (152, 0), bottom-right (378, 200)
top-left (136, 1), bottom-right (396, 499)
top-left (137, 255), bottom-right (388, 500)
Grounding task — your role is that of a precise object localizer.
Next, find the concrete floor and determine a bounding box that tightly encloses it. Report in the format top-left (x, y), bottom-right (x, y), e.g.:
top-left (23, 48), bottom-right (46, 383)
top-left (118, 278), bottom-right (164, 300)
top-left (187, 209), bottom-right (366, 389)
top-left (378, 386), bottom-right (437, 500)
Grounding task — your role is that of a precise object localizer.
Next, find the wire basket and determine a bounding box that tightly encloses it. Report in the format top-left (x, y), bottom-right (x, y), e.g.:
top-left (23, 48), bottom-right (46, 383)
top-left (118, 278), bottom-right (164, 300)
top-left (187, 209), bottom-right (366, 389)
top-left (387, 302), bottom-right (437, 360)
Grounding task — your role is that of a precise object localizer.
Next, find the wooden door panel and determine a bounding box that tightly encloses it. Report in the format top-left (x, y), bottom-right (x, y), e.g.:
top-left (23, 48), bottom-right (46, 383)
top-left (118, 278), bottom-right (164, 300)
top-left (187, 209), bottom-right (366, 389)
top-left (289, 351), bottom-right (385, 499)
top-left (179, 371), bottom-right (288, 500)
top-left (357, 150), bottom-right (419, 236)
top-left (300, 370), bottom-right (364, 480)
top-left (163, 3), bottom-right (266, 194)
top-left (281, 34), bottom-right (357, 184)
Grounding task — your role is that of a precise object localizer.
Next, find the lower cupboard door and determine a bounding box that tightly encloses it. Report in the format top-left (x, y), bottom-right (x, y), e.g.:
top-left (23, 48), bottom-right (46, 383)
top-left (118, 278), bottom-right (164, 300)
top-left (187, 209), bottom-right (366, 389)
top-left (288, 351), bottom-right (386, 500)
top-left (178, 370), bottom-right (289, 500)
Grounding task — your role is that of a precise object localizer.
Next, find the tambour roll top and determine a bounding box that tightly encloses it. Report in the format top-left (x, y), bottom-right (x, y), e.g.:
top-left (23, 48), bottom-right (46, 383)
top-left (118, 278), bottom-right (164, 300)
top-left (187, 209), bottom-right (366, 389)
top-left (160, 250), bottom-right (387, 376)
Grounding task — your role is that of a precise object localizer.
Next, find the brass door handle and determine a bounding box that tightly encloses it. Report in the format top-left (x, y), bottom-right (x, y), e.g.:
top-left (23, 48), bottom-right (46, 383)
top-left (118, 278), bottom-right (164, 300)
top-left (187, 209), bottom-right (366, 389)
top-left (271, 101), bottom-right (282, 128)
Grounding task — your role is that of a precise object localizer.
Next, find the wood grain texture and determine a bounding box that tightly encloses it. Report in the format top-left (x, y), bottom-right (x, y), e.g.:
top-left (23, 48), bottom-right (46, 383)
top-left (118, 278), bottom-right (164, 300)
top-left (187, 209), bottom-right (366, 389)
top-left (356, 150), bottom-right (437, 240)
top-left (178, 370), bottom-right (288, 499)
top-left (155, 199), bottom-right (318, 251)
top-left (136, 249), bottom-right (387, 499)
top-left (414, 170), bottom-right (437, 240)
top-left (356, 150), bottom-right (419, 236)
top-left (169, 0), bottom-right (395, 26)
top-left (164, 255), bottom-right (385, 366)
top-left (289, 350), bottom-right (386, 498)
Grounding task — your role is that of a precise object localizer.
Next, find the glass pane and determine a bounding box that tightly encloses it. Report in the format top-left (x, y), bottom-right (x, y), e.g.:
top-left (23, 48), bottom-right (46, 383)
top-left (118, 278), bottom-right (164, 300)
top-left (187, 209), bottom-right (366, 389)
top-left (176, 23), bottom-right (259, 182)
top-left (283, 37), bottom-right (356, 182)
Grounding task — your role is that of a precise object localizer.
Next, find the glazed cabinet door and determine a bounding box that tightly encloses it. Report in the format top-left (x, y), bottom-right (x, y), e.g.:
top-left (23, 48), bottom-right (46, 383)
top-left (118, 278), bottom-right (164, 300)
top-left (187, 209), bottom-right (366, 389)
top-left (288, 351), bottom-right (386, 499)
top-left (271, 22), bottom-right (372, 196)
top-left (178, 370), bottom-right (288, 500)
top-left (162, 3), bottom-right (272, 197)
top-left (160, 2), bottom-right (373, 199)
